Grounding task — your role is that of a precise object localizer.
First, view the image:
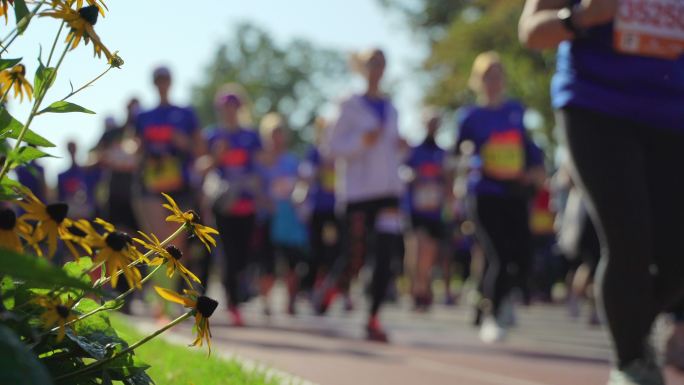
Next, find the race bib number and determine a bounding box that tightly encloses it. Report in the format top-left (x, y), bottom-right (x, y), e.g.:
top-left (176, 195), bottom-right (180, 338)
top-left (413, 182), bottom-right (442, 212)
top-left (143, 156), bottom-right (184, 193)
top-left (614, 0), bottom-right (684, 59)
top-left (481, 130), bottom-right (524, 181)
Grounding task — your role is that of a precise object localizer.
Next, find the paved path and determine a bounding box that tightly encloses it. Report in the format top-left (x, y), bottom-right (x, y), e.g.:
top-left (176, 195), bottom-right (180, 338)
top-left (131, 285), bottom-right (684, 385)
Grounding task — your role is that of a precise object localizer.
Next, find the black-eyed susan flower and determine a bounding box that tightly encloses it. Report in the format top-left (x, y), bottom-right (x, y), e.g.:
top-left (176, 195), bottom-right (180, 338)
top-left (162, 193), bottom-right (218, 252)
top-left (60, 219), bottom-right (94, 260)
top-left (134, 232), bottom-right (201, 289)
top-left (0, 206), bottom-right (34, 253)
top-left (0, 0), bottom-right (14, 24)
top-left (108, 50), bottom-right (124, 69)
top-left (0, 64), bottom-right (34, 102)
top-left (154, 286), bottom-right (218, 354)
top-left (17, 188), bottom-right (72, 258)
top-left (35, 296), bottom-right (78, 342)
top-left (41, 2), bottom-right (112, 60)
top-left (75, 218), bottom-right (144, 289)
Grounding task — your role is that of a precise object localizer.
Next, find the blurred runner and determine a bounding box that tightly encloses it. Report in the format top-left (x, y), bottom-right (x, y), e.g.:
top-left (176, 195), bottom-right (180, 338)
top-left (404, 110), bottom-right (448, 311)
top-left (325, 48), bottom-right (405, 342)
top-left (256, 113), bottom-right (308, 316)
top-left (520, 1), bottom-right (684, 383)
top-left (203, 85), bottom-right (260, 327)
top-left (57, 141), bottom-right (98, 221)
top-left (455, 51), bottom-right (544, 343)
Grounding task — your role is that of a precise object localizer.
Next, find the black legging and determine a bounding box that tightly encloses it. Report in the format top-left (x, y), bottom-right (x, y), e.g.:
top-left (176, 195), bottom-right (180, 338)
top-left (471, 194), bottom-right (532, 317)
top-left (214, 213), bottom-right (255, 308)
top-left (560, 106), bottom-right (684, 368)
top-left (338, 197), bottom-right (402, 316)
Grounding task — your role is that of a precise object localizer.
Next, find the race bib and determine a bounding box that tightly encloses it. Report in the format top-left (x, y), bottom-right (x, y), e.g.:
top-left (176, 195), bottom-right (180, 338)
top-left (413, 182), bottom-right (442, 212)
top-left (614, 0), bottom-right (684, 59)
top-left (143, 156), bottom-right (184, 193)
top-left (530, 209), bottom-right (555, 235)
top-left (321, 166), bottom-right (336, 192)
top-left (481, 130), bottom-right (524, 181)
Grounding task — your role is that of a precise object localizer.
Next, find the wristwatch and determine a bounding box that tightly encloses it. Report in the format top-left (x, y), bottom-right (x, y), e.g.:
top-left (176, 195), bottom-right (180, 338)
top-left (558, 6), bottom-right (585, 38)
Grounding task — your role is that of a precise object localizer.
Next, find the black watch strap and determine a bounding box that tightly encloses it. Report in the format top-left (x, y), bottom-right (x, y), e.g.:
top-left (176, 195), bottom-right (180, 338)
top-left (558, 6), bottom-right (584, 38)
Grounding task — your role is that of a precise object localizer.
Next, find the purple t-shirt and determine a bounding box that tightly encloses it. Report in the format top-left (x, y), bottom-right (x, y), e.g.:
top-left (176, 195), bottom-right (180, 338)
top-left (135, 104), bottom-right (198, 194)
top-left (205, 127), bottom-right (261, 215)
top-left (57, 165), bottom-right (97, 219)
top-left (16, 161), bottom-right (46, 202)
top-left (456, 100), bottom-right (543, 197)
top-left (304, 146), bottom-right (336, 213)
top-left (406, 139), bottom-right (446, 220)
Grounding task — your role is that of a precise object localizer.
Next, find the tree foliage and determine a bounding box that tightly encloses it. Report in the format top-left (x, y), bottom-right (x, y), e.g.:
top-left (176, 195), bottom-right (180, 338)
top-left (192, 23), bottom-right (349, 139)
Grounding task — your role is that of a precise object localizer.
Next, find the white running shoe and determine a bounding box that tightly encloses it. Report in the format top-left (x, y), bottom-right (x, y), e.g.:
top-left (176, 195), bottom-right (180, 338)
top-left (479, 316), bottom-right (507, 344)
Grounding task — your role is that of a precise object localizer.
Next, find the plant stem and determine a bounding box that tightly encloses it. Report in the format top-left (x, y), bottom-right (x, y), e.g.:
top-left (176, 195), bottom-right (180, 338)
top-left (45, 21), bottom-right (65, 68)
top-left (53, 264), bottom-right (165, 333)
top-left (0, 79), bottom-right (15, 104)
top-left (60, 66), bottom-right (111, 102)
top-left (54, 312), bottom-right (193, 383)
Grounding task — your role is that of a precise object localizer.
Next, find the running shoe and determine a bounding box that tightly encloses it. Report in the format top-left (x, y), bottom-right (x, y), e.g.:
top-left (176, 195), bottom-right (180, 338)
top-left (607, 359), bottom-right (664, 385)
top-left (229, 306), bottom-right (245, 327)
top-left (366, 324), bottom-right (389, 343)
top-left (479, 316), bottom-right (506, 344)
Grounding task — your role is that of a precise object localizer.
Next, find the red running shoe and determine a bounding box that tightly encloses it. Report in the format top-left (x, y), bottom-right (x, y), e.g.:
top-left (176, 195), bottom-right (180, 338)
top-left (366, 316), bottom-right (389, 343)
top-left (229, 306), bottom-right (245, 327)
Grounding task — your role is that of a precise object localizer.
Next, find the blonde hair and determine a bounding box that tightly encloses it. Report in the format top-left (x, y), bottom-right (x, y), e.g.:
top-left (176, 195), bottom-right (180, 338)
top-left (259, 112), bottom-right (286, 143)
top-left (468, 51), bottom-right (502, 93)
top-left (214, 83), bottom-right (253, 126)
top-left (349, 48), bottom-right (385, 76)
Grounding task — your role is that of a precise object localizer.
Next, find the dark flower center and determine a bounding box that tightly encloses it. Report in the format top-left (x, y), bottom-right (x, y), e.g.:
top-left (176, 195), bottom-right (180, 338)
top-left (78, 5), bottom-right (99, 25)
top-left (196, 296), bottom-right (218, 318)
top-left (105, 231), bottom-right (130, 252)
top-left (0, 208), bottom-right (16, 230)
top-left (56, 304), bottom-right (70, 319)
top-left (46, 203), bottom-right (69, 224)
top-left (165, 245), bottom-right (182, 260)
top-left (67, 225), bottom-right (86, 238)
top-left (188, 210), bottom-right (200, 223)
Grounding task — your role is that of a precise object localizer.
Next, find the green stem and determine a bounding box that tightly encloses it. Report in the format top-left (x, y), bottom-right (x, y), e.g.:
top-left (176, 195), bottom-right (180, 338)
top-left (60, 66), bottom-right (111, 102)
top-left (54, 312), bottom-right (193, 383)
top-left (52, 264), bottom-right (165, 333)
top-left (45, 21), bottom-right (65, 68)
top-left (0, 36), bottom-right (72, 181)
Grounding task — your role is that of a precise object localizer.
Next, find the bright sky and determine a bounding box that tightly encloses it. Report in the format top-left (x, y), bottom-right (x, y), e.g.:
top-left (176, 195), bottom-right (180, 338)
top-left (6, 0), bottom-right (429, 186)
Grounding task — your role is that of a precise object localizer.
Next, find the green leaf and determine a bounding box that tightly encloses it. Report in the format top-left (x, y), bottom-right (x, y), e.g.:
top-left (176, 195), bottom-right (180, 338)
top-left (104, 352), bottom-right (150, 381)
top-left (13, 0), bottom-right (30, 34)
top-left (63, 257), bottom-right (94, 283)
top-left (122, 372), bottom-right (154, 385)
top-left (39, 101), bottom-right (95, 115)
top-left (34, 59), bottom-right (56, 99)
top-left (0, 325), bottom-right (55, 385)
top-left (0, 57), bottom-right (22, 71)
top-left (0, 108), bottom-right (56, 147)
top-left (7, 146), bottom-right (55, 168)
top-left (0, 249), bottom-right (100, 293)
top-left (102, 297), bottom-right (125, 311)
top-left (0, 275), bottom-right (15, 309)
top-left (0, 176), bottom-right (21, 200)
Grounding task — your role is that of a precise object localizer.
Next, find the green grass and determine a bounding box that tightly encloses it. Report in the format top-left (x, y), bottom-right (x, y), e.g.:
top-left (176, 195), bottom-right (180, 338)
top-left (110, 315), bottom-right (282, 385)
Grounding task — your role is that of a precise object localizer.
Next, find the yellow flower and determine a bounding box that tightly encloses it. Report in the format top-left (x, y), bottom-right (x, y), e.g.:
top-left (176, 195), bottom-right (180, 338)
top-left (0, 0), bottom-right (13, 24)
top-left (154, 286), bottom-right (218, 354)
top-left (0, 64), bottom-right (34, 102)
top-left (0, 206), bottom-right (38, 254)
top-left (60, 219), bottom-right (94, 260)
top-left (162, 193), bottom-right (219, 252)
top-left (108, 50), bottom-right (124, 69)
top-left (35, 296), bottom-right (78, 342)
top-left (41, 2), bottom-right (112, 60)
top-left (74, 218), bottom-right (144, 289)
top-left (17, 188), bottom-right (73, 258)
top-left (134, 231), bottom-right (201, 289)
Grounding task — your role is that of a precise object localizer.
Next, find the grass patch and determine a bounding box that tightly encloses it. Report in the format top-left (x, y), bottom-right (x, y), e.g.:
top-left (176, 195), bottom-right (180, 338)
top-left (111, 315), bottom-right (282, 385)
